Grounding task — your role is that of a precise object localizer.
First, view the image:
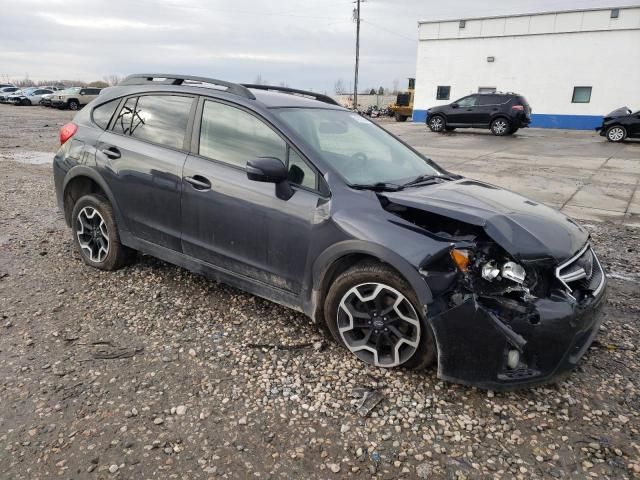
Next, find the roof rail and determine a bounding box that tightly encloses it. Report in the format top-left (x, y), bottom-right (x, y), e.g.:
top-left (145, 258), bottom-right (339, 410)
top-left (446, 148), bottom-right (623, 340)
top-left (119, 74), bottom-right (256, 100)
top-left (241, 84), bottom-right (340, 106)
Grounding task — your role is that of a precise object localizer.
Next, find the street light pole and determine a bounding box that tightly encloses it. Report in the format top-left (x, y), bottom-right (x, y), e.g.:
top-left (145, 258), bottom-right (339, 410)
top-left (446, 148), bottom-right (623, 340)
top-left (353, 0), bottom-right (362, 111)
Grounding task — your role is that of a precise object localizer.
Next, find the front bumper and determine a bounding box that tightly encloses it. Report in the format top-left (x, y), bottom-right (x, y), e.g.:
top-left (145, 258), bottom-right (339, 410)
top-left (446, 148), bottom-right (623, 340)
top-left (429, 271), bottom-right (607, 390)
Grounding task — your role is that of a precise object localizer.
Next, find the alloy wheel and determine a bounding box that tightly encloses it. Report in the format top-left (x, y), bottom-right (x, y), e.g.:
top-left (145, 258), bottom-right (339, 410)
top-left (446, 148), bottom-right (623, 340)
top-left (608, 127), bottom-right (625, 142)
top-left (493, 120), bottom-right (508, 135)
top-left (76, 207), bottom-right (109, 263)
top-left (337, 283), bottom-right (421, 367)
top-left (429, 116), bottom-right (444, 132)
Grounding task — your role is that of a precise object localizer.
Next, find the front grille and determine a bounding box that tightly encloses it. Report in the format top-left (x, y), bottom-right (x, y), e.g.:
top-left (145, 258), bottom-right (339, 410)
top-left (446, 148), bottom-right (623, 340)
top-left (556, 245), bottom-right (604, 296)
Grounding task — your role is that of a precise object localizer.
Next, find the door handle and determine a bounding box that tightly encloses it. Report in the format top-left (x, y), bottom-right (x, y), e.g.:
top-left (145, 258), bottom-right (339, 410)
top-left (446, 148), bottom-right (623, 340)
top-left (100, 147), bottom-right (121, 159)
top-left (185, 175), bottom-right (211, 191)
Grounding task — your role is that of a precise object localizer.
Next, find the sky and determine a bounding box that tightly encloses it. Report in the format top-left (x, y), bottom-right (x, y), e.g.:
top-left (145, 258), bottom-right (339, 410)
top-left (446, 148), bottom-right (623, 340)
top-left (0, 0), bottom-right (636, 93)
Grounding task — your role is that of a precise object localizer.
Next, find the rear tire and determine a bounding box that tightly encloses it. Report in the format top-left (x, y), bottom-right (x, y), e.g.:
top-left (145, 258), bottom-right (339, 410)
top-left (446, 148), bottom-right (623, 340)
top-left (395, 113), bottom-right (408, 122)
top-left (68, 100), bottom-right (80, 111)
top-left (71, 194), bottom-right (135, 271)
top-left (491, 118), bottom-right (510, 136)
top-left (606, 125), bottom-right (626, 143)
top-left (324, 262), bottom-right (436, 370)
top-left (428, 115), bottom-right (445, 133)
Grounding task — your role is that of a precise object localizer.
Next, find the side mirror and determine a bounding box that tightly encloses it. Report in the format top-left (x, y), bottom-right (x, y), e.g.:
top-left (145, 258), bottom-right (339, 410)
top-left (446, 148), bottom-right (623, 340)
top-left (246, 157), bottom-right (293, 200)
top-left (450, 103), bottom-right (459, 109)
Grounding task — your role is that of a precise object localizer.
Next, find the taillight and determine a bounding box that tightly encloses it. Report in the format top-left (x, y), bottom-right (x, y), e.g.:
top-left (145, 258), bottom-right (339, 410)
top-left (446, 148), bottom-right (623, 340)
top-left (59, 122), bottom-right (77, 145)
top-left (511, 105), bottom-right (525, 111)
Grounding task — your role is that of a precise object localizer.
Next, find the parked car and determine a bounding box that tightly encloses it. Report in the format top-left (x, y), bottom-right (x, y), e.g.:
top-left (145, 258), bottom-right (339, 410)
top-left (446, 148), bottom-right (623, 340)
top-left (427, 92), bottom-right (531, 136)
top-left (0, 86), bottom-right (20, 102)
top-left (53, 74), bottom-right (606, 390)
top-left (596, 107), bottom-right (640, 142)
top-left (9, 88), bottom-right (54, 106)
top-left (0, 83), bottom-right (16, 89)
top-left (6, 87), bottom-right (38, 104)
top-left (51, 87), bottom-right (102, 110)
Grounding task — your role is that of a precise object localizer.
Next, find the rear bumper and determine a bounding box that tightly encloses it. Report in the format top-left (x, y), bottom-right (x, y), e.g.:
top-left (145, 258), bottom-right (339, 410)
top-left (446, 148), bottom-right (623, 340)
top-left (430, 280), bottom-right (607, 390)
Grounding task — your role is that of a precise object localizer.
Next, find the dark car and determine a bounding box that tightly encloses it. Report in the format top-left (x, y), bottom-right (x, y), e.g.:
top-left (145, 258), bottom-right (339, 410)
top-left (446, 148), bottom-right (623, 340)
top-left (596, 107), bottom-right (640, 142)
top-left (427, 92), bottom-right (531, 136)
top-left (53, 74), bottom-right (606, 390)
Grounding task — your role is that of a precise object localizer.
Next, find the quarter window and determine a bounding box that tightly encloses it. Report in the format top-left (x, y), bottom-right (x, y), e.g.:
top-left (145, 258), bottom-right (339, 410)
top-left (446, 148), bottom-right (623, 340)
top-left (199, 101), bottom-right (286, 168)
top-left (129, 95), bottom-right (193, 149)
top-left (92, 99), bottom-right (120, 130)
top-left (112, 97), bottom-right (136, 135)
top-left (436, 86), bottom-right (450, 100)
top-left (572, 87), bottom-right (592, 103)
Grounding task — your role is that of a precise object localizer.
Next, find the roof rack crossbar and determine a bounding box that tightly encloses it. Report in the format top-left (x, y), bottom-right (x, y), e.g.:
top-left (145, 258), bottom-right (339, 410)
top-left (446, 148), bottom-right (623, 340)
top-left (241, 84), bottom-right (339, 106)
top-left (119, 74), bottom-right (256, 100)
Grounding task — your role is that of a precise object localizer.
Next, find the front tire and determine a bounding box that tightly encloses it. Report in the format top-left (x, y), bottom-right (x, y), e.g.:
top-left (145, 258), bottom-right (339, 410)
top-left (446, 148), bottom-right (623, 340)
top-left (324, 262), bottom-right (436, 370)
top-left (71, 194), bottom-right (135, 271)
top-left (491, 118), bottom-right (510, 136)
top-left (428, 115), bottom-right (445, 133)
top-left (606, 125), bottom-right (626, 143)
top-left (394, 113), bottom-right (408, 122)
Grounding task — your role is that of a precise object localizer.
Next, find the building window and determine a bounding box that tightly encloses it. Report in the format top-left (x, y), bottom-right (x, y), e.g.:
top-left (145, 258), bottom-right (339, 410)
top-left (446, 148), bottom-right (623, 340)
top-left (436, 86), bottom-right (450, 100)
top-left (611, 8), bottom-right (619, 18)
top-left (459, 20), bottom-right (466, 28)
top-left (572, 87), bottom-right (592, 103)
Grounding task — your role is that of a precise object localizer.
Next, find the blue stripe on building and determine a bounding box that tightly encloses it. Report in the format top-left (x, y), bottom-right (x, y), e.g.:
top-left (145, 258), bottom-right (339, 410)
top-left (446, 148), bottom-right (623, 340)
top-left (412, 110), bottom-right (603, 130)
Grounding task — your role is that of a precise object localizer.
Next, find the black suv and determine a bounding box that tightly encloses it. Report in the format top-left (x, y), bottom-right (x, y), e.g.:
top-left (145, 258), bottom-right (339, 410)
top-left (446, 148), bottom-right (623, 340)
top-left (427, 93), bottom-right (531, 136)
top-left (53, 74), bottom-right (605, 389)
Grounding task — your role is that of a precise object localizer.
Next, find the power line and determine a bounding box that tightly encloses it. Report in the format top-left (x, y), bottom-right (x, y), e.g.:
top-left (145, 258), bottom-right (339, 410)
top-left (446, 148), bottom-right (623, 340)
top-left (361, 19), bottom-right (416, 42)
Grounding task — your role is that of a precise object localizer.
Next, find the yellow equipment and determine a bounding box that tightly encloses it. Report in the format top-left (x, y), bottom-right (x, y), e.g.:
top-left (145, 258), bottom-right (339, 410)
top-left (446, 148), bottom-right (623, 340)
top-left (390, 78), bottom-right (415, 122)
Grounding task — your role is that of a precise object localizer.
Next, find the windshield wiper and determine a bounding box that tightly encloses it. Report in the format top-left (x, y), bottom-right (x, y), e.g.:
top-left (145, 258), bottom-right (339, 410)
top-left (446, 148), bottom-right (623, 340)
top-left (401, 174), bottom-right (453, 188)
top-left (350, 182), bottom-right (404, 192)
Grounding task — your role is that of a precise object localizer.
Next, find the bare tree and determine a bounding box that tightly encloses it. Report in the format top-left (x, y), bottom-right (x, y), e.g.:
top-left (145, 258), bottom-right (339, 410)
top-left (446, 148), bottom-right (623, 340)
top-left (103, 74), bottom-right (122, 86)
top-left (334, 79), bottom-right (346, 95)
top-left (278, 81), bottom-right (289, 88)
top-left (253, 74), bottom-right (265, 85)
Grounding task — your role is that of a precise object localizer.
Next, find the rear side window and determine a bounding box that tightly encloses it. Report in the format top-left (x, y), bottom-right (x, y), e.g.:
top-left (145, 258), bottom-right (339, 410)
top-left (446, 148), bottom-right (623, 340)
top-left (476, 95), bottom-right (503, 105)
top-left (199, 101), bottom-right (286, 168)
top-left (92, 99), bottom-right (120, 130)
top-left (112, 97), bottom-right (137, 135)
top-left (129, 95), bottom-right (194, 149)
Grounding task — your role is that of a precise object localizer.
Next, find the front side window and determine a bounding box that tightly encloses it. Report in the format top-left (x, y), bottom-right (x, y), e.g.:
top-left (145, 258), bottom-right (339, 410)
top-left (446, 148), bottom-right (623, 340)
top-left (274, 108), bottom-right (443, 186)
top-left (199, 101), bottom-right (286, 168)
top-left (572, 87), bottom-right (592, 103)
top-left (436, 86), bottom-right (450, 100)
top-left (288, 149), bottom-right (316, 189)
top-left (92, 99), bottom-right (120, 130)
top-left (129, 95), bottom-right (193, 149)
top-left (456, 96), bottom-right (476, 107)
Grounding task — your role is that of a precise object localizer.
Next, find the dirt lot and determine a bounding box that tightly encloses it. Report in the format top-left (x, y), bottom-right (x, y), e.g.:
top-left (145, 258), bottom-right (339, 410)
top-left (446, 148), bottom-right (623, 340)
top-left (1, 104), bottom-right (639, 479)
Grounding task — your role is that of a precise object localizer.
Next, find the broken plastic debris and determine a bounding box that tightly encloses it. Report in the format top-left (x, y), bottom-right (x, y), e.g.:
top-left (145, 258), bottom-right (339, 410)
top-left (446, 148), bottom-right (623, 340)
top-left (351, 387), bottom-right (384, 417)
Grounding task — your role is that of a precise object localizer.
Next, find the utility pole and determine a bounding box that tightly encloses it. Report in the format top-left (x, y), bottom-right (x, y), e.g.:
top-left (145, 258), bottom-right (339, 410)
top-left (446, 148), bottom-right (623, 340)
top-left (352, 0), bottom-right (363, 111)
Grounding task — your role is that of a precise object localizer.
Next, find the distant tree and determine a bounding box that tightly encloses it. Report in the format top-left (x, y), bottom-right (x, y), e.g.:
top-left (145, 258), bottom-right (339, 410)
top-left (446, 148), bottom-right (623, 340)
top-left (369, 88), bottom-right (376, 95)
top-left (278, 81), bottom-right (289, 88)
top-left (378, 86), bottom-right (384, 95)
top-left (103, 74), bottom-right (122, 86)
top-left (88, 80), bottom-right (109, 88)
top-left (334, 79), bottom-right (346, 95)
top-left (253, 74), bottom-right (265, 85)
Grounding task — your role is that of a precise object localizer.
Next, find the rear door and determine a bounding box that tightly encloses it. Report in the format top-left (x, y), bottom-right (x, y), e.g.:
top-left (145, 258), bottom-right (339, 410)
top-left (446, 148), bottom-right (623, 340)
top-left (180, 98), bottom-right (320, 293)
top-left (474, 94), bottom-right (503, 127)
top-left (96, 94), bottom-right (196, 251)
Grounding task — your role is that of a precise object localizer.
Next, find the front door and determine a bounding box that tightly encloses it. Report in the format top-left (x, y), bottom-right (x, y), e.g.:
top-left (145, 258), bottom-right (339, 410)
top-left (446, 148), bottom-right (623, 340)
top-left (448, 95), bottom-right (478, 125)
top-left (96, 94), bottom-right (195, 251)
top-left (180, 98), bottom-right (320, 293)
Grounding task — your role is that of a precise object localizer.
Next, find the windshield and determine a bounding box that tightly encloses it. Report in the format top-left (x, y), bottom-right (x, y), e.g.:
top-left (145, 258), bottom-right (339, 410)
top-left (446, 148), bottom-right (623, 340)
top-left (273, 108), bottom-right (444, 186)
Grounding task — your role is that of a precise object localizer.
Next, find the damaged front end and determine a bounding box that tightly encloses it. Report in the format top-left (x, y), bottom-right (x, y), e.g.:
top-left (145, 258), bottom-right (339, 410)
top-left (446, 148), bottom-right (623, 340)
top-left (382, 194), bottom-right (607, 390)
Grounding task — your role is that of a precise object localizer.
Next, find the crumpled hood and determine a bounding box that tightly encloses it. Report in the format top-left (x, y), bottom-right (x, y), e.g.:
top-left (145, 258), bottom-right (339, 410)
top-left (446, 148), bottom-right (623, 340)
top-left (382, 179), bottom-right (588, 262)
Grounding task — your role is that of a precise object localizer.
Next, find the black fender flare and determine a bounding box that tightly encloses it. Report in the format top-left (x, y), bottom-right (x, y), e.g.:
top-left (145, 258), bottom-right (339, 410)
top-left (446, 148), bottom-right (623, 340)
top-left (308, 239), bottom-right (433, 318)
top-left (62, 166), bottom-right (127, 232)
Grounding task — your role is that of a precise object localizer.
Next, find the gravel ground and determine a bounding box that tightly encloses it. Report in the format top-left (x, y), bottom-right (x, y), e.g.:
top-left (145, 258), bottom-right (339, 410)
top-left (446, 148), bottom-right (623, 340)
top-left (1, 104), bottom-right (639, 479)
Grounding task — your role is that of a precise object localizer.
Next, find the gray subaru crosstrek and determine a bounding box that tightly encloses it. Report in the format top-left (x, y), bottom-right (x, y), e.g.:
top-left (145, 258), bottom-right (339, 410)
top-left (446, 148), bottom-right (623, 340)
top-left (53, 74), bottom-right (606, 389)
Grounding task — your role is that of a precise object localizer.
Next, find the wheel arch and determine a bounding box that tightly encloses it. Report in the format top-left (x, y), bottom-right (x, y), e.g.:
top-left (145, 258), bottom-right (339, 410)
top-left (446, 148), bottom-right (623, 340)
top-left (62, 167), bottom-right (126, 231)
top-left (307, 240), bottom-right (433, 326)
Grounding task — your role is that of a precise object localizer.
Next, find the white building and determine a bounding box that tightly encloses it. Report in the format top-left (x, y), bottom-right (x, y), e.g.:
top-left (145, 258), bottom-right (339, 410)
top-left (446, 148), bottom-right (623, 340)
top-left (413, 5), bottom-right (640, 129)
